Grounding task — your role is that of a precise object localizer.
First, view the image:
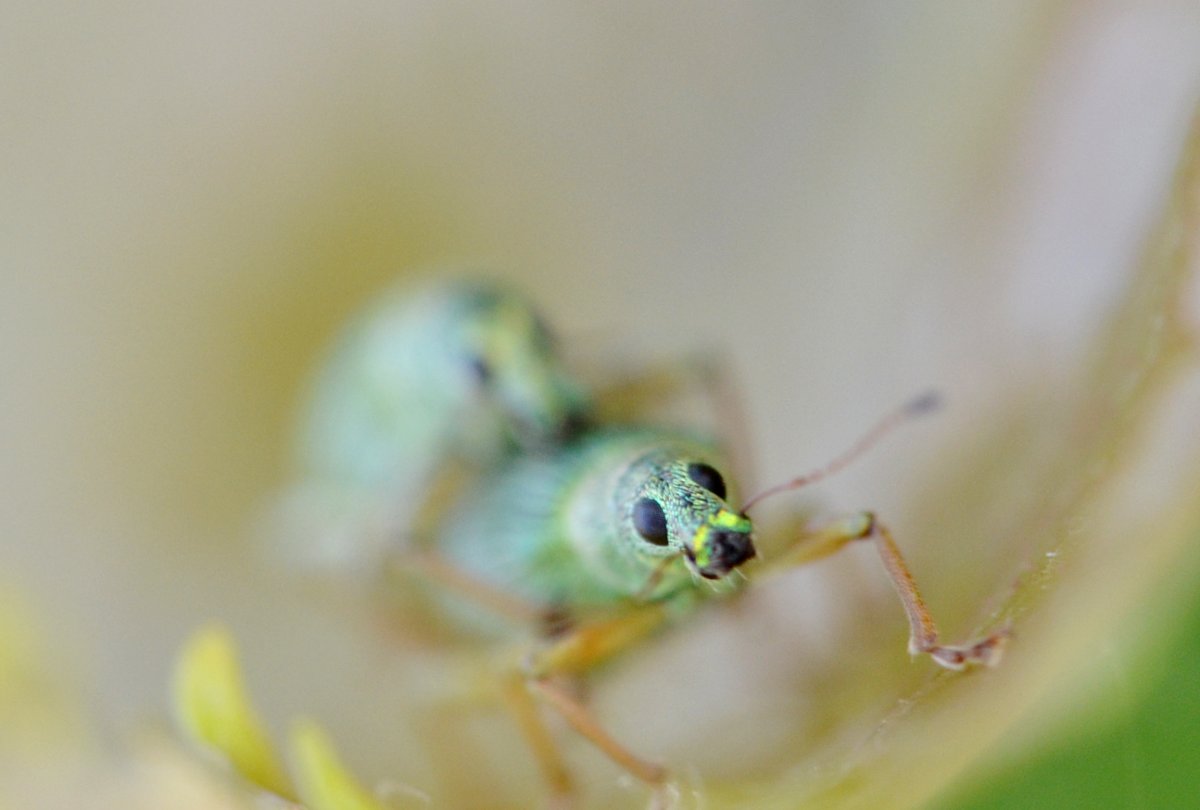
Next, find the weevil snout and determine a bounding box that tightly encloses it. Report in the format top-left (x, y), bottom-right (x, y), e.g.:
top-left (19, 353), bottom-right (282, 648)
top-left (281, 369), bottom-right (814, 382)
top-left (697, 529), bottom-right (757, 579)
top-left (688, 508), bottom-right (756, 579)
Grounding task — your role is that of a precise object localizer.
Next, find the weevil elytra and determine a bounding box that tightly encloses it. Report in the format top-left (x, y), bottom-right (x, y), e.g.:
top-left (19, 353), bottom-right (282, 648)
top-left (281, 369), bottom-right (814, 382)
top-left (272, 277), bottom-right (588, 573)
top-left (394, 395), bottom-right (1009, 802)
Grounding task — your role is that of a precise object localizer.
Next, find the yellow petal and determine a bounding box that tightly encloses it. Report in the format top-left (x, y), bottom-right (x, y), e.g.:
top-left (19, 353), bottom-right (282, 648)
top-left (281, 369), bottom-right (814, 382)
top-left (170, 624), bottom-right (294, 799)
top-left (288, 718), bottom-right (390, 810)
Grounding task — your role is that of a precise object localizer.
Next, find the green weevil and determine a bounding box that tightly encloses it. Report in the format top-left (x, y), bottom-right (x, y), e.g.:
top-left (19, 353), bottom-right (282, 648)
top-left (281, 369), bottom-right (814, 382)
top-left (398, 395), bottom-right (1009, 803)
top-left (271, 277), bottom-right (1004, 803)
top-left (272, 276), bottom-right (588, 573)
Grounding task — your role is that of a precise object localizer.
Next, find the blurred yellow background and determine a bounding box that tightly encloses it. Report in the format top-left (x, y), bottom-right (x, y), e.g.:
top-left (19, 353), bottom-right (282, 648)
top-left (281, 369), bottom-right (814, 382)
top-left (3, 3), bottom-right (1200, 808)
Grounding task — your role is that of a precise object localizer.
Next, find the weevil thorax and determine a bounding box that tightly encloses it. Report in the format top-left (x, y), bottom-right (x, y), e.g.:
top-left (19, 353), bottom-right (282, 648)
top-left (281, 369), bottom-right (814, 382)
top-left (604, 436), bottom-right (753, 590)
top-left (453, 285), bottom-right (587, 454)
top-left (435, 430), bottom-right (755, 612)
top-left (299, 278), bottom-right (586, 487)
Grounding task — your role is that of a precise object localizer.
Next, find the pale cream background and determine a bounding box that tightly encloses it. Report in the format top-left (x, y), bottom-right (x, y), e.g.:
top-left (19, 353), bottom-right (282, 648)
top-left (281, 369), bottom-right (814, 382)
top-left (3, 3), bottom-right (1200, 808)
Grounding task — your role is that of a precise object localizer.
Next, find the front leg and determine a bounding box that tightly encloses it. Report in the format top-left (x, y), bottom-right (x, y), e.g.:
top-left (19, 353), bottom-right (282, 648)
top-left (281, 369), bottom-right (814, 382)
top-left (523, 604), bottom-right (672, 781)
top-left (588, 351), bottom-right (753, 482)
top-left (756, 512), bottom-right (1008, 670)
top-left (391, 549), bottom-right (675, 801)
top-left (416, 605), bottom-right (680, 807)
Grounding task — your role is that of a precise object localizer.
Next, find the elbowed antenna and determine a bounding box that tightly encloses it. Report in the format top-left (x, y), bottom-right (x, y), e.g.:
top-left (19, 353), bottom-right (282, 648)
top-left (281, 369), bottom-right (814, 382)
top-left (740, 391), bottom-right (942, 515)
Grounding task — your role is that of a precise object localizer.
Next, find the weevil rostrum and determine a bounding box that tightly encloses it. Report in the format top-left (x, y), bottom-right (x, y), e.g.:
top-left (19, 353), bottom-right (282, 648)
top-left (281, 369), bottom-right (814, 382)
top-left (285, 277), bottom-right (1008, 805)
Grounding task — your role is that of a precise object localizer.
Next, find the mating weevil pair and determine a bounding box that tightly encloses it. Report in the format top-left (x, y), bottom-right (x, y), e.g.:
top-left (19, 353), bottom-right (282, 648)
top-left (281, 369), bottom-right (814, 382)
top-left (284, 277), bottom-right (1007, 804)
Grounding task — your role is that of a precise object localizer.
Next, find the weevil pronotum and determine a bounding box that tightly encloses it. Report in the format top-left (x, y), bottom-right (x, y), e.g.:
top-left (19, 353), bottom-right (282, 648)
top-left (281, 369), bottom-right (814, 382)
top-left (392, 389), bottom-right (1009, 804)
top-left (272, 277), bottom-right (588, 573)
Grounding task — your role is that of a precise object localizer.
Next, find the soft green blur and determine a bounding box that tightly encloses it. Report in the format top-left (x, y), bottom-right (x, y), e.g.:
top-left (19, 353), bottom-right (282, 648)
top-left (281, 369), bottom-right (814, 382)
top-left (942, 526), bottom-right (1200, 809)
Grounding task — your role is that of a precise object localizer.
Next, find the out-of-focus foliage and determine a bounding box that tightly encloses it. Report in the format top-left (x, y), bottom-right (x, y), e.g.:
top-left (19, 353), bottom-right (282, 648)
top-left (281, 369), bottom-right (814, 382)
top-left (941, 552), bottom-right (1200, 809)
top-left (172, 625), bottom-right (404, 810)
top-left (289, 719), bottom-right (399, 810)
top-left (172, 624), bottom-right (294, 798)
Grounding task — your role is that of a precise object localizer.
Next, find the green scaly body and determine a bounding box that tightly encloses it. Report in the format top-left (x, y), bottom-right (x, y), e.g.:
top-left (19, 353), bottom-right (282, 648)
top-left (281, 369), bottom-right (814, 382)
top-left (439, 427), bottom-right (754, 619)
top-left (275, 277), bottom-right (586, 572)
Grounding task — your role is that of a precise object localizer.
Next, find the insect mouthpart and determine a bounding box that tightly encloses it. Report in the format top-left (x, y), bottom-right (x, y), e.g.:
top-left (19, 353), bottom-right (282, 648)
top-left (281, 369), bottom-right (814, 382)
top-left (689, 509), bottom-right (756, 579)
top-left (697, 529), bottom-right (756, 579)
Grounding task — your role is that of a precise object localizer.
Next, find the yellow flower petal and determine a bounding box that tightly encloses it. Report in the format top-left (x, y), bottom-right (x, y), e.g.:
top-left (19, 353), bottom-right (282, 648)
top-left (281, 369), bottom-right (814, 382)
top-left (288, 718), bottom-right (390, 810)
top-left (170, 624), bottom-right (294, 799)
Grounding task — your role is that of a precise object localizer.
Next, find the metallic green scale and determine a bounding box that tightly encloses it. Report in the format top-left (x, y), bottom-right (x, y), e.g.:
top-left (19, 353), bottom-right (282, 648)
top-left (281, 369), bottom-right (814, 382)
top-left (300, 277), bottom-right (585, 488)
top-left (439, 427), bottom-right (755, 616)
top-left (277, 277), bottom-right (586, 572)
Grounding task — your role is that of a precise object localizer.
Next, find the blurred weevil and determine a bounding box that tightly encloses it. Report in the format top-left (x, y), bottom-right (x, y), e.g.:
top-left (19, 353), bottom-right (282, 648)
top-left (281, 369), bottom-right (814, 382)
top-left (396, 388), bottom-right (1009, 801)
top-left (274, 277), bottom-right (588, 573)
top-left (278, 276), bottom-right (1006, 803)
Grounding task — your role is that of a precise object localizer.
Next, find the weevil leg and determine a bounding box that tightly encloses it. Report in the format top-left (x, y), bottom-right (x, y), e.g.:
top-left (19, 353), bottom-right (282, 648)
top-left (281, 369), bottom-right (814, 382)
top-left (754, 511), bottom-right (879, 573)
top-left (385, 549), bottom-right (544, 625)
top-left (589, 351), bottom-right (717, 418)
top-left (410, 458), bottom-right (474, 540)
top-left (757, 512), bottom-right (1008, 669)
top-left (589, 351), bottom-right (753, 481)
top-left (526, 603), bottom-right (670, 679)
top-left (498, 669), bottom-right (575, 802)
top-left (390, 553), bottom-right (676, 795)
top-left (511, 604), bottom-right (674, 792)
top-left (384, 536), bottom-right (684, 797)
top-left (869, 519), bottom-right (1009, 670)
top-left (531, 678), bottom-right (666, 786)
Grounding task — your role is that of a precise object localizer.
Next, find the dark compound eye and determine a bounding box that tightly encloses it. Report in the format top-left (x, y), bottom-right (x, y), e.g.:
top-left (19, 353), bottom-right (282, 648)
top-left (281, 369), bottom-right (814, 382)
top-left (632, 498), bottom-right (669, 546)
top-left (467, 355), bottom-right (492, 386)
top-left (687, 463), bottom-right (726, 499)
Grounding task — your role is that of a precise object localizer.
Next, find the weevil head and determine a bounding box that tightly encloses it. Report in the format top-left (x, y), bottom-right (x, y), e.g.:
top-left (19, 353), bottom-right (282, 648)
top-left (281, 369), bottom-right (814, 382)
top-left (299, 278), bottom-right (588, 488)
top-left (447, 281), bottom-right (589, 451)
top-left (618, 447), bottom-right (757, 582)
top-left (688, 507), bottom-right (756, 579)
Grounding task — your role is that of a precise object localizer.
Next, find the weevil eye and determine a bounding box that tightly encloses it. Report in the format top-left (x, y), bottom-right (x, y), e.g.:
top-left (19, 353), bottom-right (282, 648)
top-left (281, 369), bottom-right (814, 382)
top-left (632, 498), bottom-right (669, 546)
top-left (467, 355), bottom-right (492, 386)
top-left (687, 463), bottom-right (726, 499)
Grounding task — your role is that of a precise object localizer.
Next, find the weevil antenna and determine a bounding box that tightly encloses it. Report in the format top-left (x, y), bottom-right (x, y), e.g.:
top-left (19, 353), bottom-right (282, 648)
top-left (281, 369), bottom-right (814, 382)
top-left (740, 391), bottom-right (941, 515)
top-left (635, 554), bottom-right (681, 601)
